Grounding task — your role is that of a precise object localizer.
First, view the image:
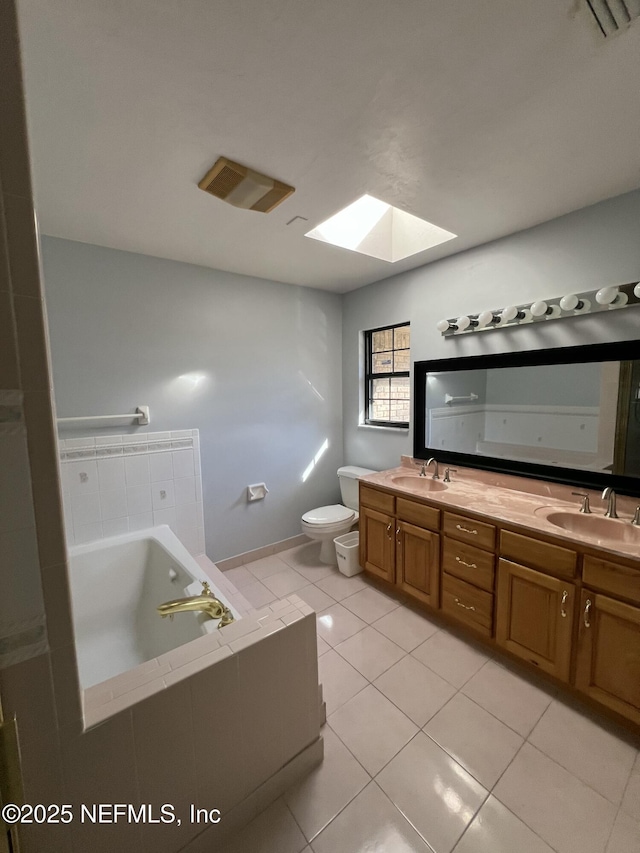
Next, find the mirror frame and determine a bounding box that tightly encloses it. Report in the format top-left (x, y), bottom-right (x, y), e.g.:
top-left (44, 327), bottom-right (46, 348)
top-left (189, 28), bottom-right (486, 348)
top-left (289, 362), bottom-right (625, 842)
top-left (414, 339), bottom-right (640, 496)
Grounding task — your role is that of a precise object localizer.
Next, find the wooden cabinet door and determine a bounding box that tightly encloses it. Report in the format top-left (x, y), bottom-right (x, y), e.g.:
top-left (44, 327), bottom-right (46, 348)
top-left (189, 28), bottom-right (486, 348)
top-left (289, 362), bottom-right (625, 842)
top-left (575, 590), bottom-right (640, 725)
top-left (396, 521), bottom-right (440, 607)
top-left (360, 506), bottom-right (395, 583)
top-left (496, 559), bottom-right (575, 681)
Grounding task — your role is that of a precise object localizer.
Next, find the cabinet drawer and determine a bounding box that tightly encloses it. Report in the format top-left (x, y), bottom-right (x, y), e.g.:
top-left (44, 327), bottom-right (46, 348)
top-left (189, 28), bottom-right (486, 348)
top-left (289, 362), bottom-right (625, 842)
top-left (443, 512), bottom-right (496, 551)
top-left (500, 530), bottom-right (576, 579)
top-left (360, 484), bottom-right (395, 514)
top-left (583, 556), bottom-right (640, 606)
top-left (396, 497), bottom-right (440, 532)
top-left (442, 574), bottom-right (493, 637)
top-left (442, 537), bottom-right (495, 592)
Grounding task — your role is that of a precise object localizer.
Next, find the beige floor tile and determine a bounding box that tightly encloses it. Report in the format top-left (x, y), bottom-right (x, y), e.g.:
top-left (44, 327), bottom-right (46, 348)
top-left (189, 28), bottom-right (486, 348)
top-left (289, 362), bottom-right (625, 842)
top-left (316, 635), bottom-right (331, 657)
top-left (335, 626), bottom-right (405, 681)
top-left (606, 811), bottom-right (640, 853)
top-left (241, 580), bottom-right (278, 608)
top-left (341, 586), bottom-right (400, 623)
top-left (223, 565), bottom-right (256, 589)
top-left (461, 659), bottom-right (552, 736)
top-left (279, 542), bottom-right (332, 577)
top-left (316, 603), bottom-right (367, 647)
top-left (453, 795), bottom-right (554, 853)
top-left (621, 752), bottom-right (640, 819)
top-left (424, 694), bottom-right (523, 789)
top-left (374, 654), bottom-right (456, 727)
top-left (318, 649), bottom-right (368, 716)
top-left (316, 572), bottom-right (368, 601)
top-left (262, 567), bottom-right (309, 597)
top-left (247, 554), bottom-right (292, 580)
top-left (329, 685), bottom-right (418, 775)
top-left (296, 583), bottom-right (336, 613)
top-left (222, 798), bottom-right (307, 853)
top-left (412, 630), bottom-right (488, 689)
top-left (373, 605), bottom-right (440, 651)
top-left (312, 781), bottom-right (433, 853)
top-left (528, 700), bottom-right (637, 805)
top-left (377, 732), bottom-right (488, 853)
top-left (493, 743), bottom-right (617, 853)
top-left (284, 726), bottom-right (369, 842)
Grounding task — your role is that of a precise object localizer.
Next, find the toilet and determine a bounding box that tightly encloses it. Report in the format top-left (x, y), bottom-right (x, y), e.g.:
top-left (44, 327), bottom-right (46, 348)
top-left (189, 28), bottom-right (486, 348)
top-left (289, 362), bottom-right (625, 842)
top-left (301, 466), bottom-right (376, 564)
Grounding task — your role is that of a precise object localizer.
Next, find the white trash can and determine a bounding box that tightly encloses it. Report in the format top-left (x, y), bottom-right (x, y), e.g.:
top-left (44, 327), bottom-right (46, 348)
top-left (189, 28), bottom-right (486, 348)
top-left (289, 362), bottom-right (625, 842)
top-left (333, 531), bottom-right (362, 577)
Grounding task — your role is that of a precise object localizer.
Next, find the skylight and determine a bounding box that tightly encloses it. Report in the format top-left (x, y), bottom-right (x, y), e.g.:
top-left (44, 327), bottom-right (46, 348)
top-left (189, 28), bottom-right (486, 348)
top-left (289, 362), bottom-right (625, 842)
top-left (305, 194), bottom-right (456, 263)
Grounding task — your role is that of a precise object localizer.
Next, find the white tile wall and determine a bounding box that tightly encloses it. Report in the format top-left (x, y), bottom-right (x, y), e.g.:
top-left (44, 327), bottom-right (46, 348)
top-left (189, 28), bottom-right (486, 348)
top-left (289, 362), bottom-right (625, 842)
top-left (59, 430), bottom-right (206, 555)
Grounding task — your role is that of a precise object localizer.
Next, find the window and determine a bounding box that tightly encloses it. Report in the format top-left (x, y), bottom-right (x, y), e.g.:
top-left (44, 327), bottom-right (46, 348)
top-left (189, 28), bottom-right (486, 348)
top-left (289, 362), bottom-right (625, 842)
top-left (364, 323), bottom-right (410, 426)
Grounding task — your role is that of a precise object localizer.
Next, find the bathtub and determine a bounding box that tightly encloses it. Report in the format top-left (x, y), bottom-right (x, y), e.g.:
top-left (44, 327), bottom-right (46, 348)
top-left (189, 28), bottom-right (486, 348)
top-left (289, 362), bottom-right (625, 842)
top-left (68, 525), bottom-right (240, 689)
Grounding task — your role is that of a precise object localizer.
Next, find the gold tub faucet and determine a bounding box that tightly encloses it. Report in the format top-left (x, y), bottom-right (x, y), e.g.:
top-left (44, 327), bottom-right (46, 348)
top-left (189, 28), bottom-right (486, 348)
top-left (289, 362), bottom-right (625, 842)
top-left (157, 581), bottom-right (234, 628)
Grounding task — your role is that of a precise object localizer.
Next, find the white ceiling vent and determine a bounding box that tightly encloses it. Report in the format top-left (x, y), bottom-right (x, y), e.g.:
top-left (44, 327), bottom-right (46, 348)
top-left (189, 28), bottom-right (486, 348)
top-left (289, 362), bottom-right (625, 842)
top-left (586, 0), bottom-right (640, 36)
top-left (198, 157), bottom-right (295, 213)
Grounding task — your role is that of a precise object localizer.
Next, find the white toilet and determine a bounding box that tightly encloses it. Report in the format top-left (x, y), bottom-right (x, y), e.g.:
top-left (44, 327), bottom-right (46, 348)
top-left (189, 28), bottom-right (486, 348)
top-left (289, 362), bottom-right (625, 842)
top-left (301, 466), bottom-right (376, 564)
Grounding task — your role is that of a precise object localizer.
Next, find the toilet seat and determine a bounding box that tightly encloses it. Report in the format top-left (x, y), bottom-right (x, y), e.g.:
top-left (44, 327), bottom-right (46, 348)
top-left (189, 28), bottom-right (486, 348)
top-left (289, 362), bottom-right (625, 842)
top-left (301, 504), bottom-right (355, 527)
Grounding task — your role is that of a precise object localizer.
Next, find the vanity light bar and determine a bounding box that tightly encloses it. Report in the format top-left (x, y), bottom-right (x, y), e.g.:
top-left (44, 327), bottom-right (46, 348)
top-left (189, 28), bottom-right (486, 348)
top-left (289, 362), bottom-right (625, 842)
top-left (438, 281), bottom-right (640, 336)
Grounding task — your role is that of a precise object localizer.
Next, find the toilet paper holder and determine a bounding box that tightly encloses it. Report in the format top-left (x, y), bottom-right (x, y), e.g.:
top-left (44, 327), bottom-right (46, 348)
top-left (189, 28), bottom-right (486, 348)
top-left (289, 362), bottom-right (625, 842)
top-left (247, 483), bottom-right (269, 502)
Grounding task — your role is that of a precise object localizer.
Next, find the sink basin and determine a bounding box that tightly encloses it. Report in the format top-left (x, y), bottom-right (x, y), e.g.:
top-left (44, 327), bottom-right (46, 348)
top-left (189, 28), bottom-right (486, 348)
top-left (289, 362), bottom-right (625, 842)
top-left (391, 476), bottom-right (448, 492)
top-left (538, 510), bottom-right (640, 545)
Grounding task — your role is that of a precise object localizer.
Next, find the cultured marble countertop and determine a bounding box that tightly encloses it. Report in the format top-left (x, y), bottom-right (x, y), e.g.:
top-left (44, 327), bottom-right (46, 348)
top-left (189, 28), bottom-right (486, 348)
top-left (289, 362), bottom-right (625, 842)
top-left (360, 458), bottom-right (640, 563)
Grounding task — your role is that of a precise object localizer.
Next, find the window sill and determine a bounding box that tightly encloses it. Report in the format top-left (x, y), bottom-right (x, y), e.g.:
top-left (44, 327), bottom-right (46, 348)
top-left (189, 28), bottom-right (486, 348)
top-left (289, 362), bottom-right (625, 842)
top-left (358, 423), bottom-right (409, 433)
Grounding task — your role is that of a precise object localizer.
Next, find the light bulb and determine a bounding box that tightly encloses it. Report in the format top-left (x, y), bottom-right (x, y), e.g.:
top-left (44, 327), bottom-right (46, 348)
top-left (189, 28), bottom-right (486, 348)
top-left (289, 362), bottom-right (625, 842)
top-left (560, 294), bottom-right (579, 311)
top-left (456, 316), bottom-right (471, 331)
top-left (595, 286), bottom-right (627, 306)
top-left (530, 300), bottom-right (550, 317)
top-left (477, 310), bottom-right (499, 327)
top-left (437, 319), bottom-right (455, 333)
top-left (634, 282), bottom-right (640, 299)
top-left (500, 306), bottom-right (520, 323)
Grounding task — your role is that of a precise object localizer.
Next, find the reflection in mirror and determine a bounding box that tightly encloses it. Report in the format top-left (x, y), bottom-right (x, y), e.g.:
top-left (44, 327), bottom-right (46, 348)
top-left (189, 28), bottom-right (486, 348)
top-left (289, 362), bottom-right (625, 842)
top-left (415, 342), bottom-right (640, 492)
top-left (424, 362), bottom-right (622, 475)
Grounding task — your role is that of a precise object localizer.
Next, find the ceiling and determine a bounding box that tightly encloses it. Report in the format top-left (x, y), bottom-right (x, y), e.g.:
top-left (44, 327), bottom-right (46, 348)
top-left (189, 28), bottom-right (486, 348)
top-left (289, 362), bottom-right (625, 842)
top-left (16, 0), bottom-right (640, 293)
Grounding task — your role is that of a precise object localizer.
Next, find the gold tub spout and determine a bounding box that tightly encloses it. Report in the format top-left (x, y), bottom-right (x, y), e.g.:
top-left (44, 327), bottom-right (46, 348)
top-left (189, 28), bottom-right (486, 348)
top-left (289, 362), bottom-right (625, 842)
top-left (157, 581), bottom-right (234, 629)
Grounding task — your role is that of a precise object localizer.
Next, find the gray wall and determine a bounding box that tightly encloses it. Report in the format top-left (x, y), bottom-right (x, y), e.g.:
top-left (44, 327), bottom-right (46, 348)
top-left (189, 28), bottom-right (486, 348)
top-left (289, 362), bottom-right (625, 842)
top-left (42, 238), bottom-right (343, 561)
top-left (343, 189), bottom-right (640, 471)
top-left (485, 363), bottom-right (602, 408)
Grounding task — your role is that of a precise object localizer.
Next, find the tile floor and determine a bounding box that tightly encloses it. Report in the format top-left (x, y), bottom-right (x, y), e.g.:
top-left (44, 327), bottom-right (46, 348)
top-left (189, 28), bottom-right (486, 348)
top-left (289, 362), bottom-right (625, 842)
top-left (221, 541), bottom-right (640, 853)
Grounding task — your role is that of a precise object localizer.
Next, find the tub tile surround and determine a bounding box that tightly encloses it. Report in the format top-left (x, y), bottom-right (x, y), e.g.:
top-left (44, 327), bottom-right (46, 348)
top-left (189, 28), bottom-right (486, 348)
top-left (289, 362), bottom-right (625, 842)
top-left (59, 430), bottom-right (206, 555)
top-left (219, 541), bottom-right (640, 853)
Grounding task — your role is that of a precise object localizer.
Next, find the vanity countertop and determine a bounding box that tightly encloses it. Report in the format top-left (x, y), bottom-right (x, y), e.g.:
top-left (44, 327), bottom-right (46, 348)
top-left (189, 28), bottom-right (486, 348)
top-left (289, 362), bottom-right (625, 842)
top-left (360, 459), bottom-right (640, 562)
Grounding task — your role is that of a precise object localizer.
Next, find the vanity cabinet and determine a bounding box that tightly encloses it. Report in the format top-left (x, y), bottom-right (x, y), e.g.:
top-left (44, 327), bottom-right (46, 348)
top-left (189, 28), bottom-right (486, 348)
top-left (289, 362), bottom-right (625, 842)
top-left (396, 521), bottom-right (440, 607)
top-left (496, 559), bottom-right (575, 680)
top-left (359, 505), bottom-right (395, 583)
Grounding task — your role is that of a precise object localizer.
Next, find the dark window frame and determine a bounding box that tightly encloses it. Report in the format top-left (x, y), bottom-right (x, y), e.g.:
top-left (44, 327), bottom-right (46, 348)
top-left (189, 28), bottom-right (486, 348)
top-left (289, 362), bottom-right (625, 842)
top-left (364, 322), bottom-right (410, 428)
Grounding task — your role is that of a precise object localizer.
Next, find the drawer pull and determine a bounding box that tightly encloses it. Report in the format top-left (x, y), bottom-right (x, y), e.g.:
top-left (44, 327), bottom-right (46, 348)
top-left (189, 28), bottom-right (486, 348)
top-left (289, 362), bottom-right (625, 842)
top-left (560, 589), bottom-right (568, 618)
top-left (386, 523), bottom-right (392, 540)
top-left (455, 556), bottom-right (477, 569)
top-left (454, 597), bottom-right (476, 612)
top-left (456, 524), bottom-right (478, 535)
top-left (584, 598), bottom-right (592, 629)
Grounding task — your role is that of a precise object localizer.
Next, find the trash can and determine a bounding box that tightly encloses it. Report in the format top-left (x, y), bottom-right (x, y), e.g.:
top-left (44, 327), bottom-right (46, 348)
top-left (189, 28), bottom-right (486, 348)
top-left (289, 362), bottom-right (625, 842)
top-left (333, 531), bottom-right (362, 577)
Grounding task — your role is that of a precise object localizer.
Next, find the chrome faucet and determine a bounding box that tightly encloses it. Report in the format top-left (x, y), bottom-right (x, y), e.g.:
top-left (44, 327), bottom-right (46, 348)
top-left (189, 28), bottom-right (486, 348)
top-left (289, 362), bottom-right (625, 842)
top-left (157, 581), bottom-right (234, 628)
top-left (602, 487), bottom-right (618, 519)
top-left (425, 457), bottom-right (440, 480)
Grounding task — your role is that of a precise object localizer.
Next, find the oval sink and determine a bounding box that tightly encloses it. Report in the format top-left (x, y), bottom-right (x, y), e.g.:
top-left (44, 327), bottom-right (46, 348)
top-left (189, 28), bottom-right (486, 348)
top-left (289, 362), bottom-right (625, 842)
top-left (541, 511), bottom-right (640, 545)
top-left (391, 476), bottom-right (448, 492)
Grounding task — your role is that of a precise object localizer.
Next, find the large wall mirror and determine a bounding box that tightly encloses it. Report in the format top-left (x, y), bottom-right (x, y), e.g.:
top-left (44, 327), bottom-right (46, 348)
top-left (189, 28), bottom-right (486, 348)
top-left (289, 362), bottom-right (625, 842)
top-left (414, 341), bottom-right (640, 494)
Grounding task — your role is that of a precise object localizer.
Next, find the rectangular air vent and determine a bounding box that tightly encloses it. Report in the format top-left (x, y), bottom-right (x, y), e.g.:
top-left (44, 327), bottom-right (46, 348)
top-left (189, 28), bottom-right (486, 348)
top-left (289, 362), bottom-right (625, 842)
top-left (198, 157), bottom-right (294, 213)
top-left (586, 0), bottom-right (640, 36)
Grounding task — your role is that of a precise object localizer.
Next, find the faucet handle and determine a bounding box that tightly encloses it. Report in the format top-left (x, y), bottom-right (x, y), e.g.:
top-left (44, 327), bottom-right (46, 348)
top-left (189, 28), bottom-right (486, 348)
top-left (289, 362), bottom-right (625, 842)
top-left (571, 492), bottom-right (591, 514)
top-left (632, 506), bottom-right (640, 527)
top-left (443, 468), bottom-right (457, 483)
top-left (201, 581), bottom-right (212, 596)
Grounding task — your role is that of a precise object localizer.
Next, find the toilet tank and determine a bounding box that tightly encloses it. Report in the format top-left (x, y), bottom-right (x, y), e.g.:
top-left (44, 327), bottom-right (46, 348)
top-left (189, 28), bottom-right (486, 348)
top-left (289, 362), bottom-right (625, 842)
top-left (338, 466), bottom-right (376, 511)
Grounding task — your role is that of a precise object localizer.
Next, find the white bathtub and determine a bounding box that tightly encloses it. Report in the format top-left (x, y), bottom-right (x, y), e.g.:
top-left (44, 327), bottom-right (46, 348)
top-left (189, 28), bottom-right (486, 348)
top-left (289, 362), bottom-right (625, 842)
top-left (68, 525), bottom-right (239, 689)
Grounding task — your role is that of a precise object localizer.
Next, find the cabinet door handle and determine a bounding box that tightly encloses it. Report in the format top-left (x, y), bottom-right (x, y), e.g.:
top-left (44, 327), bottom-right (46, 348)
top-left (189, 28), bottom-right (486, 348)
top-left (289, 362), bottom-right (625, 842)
top-left (396, 526), bottom-right (401, 545)
top-left (386, 523), bottom-right (392, 540)
top-left (584, 598), bottom-right (592, 629)
top-left (456, 524), bottom-right (478, 535)
top-left (560, 589), bottom-right (568, 618)
top-left (454, 597), bottom-right (476, 612)
top-left (455, 556), bottom-right (477, 569)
